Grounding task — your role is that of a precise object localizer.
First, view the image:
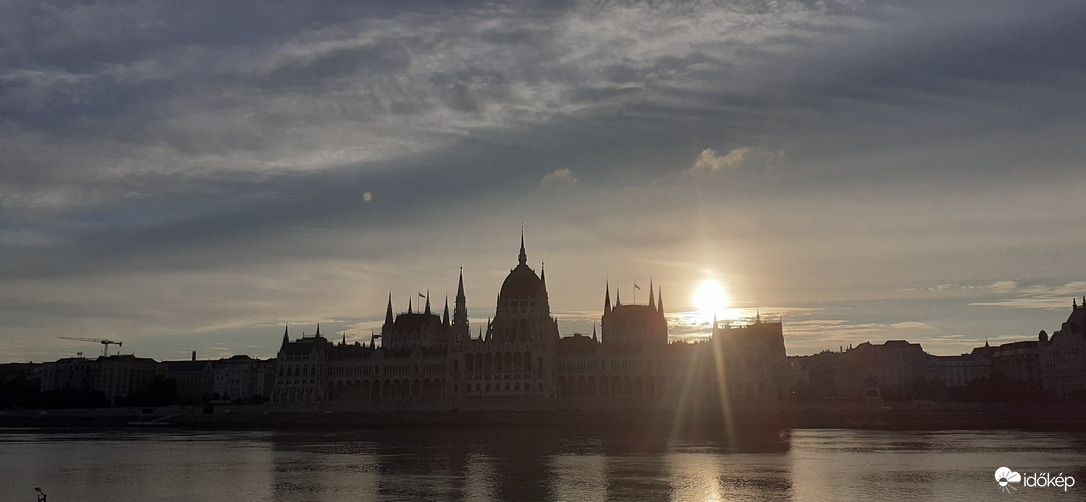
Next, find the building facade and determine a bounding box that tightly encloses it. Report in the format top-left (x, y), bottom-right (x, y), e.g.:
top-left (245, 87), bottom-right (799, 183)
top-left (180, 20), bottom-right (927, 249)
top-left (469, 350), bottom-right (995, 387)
top-left (270, 235), bottom-right (791, 411)
top-left (1039, 298), bottom-right (1086, 399)
top-left (40, 354), bottom-right (161, 400)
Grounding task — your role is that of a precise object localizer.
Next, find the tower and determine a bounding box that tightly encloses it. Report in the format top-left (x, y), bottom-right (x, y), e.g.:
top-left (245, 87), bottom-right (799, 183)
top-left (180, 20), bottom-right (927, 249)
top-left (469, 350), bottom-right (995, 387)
top-left (453, 268), bottom-right (470, 343)
top-left (442, 295), bottom-right (450, 327)
top-left (601, 279), bottom-right (667, 349)
top-left (649, 278), bottom-right (655, 310)
top-left (382, 293), bottom-right (394, 338)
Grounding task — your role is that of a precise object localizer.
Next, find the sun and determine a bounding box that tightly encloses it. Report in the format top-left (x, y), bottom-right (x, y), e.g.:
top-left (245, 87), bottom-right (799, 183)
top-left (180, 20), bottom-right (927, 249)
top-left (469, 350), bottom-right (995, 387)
top-left (693, 280), bottom-right (730, 323)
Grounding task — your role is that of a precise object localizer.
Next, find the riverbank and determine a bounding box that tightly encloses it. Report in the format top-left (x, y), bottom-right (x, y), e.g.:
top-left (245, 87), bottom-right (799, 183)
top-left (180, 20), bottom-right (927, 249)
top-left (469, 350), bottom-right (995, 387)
top-left (3, 405), bottom-right (1086, 432)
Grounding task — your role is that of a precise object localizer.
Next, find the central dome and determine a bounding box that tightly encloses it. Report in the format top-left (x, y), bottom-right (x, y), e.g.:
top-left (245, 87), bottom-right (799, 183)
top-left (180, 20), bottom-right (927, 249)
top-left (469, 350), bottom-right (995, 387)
top-left (500, 262), bottom-right (542, 300)
top-left (498, 233), bottom-right (543, 300)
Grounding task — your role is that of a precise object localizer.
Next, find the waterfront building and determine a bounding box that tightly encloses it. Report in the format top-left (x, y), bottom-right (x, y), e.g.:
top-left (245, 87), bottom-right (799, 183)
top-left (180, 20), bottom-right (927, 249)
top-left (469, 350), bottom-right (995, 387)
top-left (455, 233), bottom-right (559, 402)
top-left (1039, 298), bottom-right (1086, 399)
top-left (213, 355), bottom-right (273, 402)
top-left (708, 317), bottom-right (791, 402)
top-left (270, 234), bottom-right (791, 411)
top-left (928, 354), bottom-right (990, 388)
top-left (39, 354), bottom-right (161, 400)
top-left (162, 357), bottom-right (214, 403)
top-left (792, 341), bottom-right (931, 399)
top-left (272, 325), bottom-right (333, 404)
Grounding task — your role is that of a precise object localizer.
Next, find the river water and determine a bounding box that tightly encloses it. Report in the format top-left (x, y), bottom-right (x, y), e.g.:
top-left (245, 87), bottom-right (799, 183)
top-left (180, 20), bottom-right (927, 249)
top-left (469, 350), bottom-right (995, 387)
top-left (1, 426), bottom-right (1084, 501)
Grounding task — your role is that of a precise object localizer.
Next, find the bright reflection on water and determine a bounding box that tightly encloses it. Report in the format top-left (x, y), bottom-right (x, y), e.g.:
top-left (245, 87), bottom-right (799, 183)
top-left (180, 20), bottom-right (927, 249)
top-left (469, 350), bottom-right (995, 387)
top-left (1, 427), bottom-right (1085, 501)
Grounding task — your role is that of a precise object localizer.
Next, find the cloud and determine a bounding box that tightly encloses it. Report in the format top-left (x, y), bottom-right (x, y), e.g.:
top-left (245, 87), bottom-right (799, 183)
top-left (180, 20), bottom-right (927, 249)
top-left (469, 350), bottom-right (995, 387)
top-left (540, 168), bottom-right (578, 190)
top-left (692, 147), bottom-right (751, 173)
top-left (968, 281), bottom-right (1086, 310)
top-left (890, 321), bottom-right (936, 331)
top-left (898, 280), bottom-right (1020, 297)
top-left (3, 0), bottom-right (1086, 363)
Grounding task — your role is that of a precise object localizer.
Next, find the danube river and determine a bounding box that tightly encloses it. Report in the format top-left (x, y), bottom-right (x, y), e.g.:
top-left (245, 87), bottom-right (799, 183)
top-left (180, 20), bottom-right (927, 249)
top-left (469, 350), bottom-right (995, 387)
top-left (2, 426), bottom-right (1084, 501)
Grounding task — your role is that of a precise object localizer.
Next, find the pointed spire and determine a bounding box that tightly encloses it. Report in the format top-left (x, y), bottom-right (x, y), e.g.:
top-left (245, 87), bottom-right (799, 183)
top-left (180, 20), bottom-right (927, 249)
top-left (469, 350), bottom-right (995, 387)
top-left (384, 292), bottom-right (394, 326)
top-left (540, 262), bottom-right (546, 286)
top-left (341, 332), bottom-right (346, 345)
top-left (281, 325), bottom-right (290, 350)
top-left (315, 323), bottom-right (322, 338)
top-left (457, 267), bottom-right (466, 301)
top-left (604, 281), bottom-right (612, 315)
top-left (657, 285), bottom-right (664, 315)
top-left (713, 313), bottom-right (718, 334)
top-left (616, 288), bottom-right (621, 306)
top-left (454, 267), bottom-right (469, 328)
top-left (442, 295), bottom-right (450, 326)
top-left (424, 289), bottom-right (431, 315)
top-left (518, 229), bottom-right (527, 266)
top-left (592, 324), bottom-right (598, 343)
top-left (649, 277), bottom-right (656, 310)
top-left (407, 297), bottom-right (412, 314)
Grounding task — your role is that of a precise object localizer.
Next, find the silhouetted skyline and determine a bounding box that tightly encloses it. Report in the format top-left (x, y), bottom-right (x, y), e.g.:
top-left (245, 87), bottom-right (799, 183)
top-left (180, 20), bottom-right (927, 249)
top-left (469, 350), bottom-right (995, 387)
top-left (2, 1), bottom-right (1086, 363)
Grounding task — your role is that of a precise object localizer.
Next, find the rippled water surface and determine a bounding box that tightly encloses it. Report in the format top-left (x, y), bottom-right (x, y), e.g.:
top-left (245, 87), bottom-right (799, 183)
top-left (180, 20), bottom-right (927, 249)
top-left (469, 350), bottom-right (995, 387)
top-left (2, 427), bottom-right (1084, 501)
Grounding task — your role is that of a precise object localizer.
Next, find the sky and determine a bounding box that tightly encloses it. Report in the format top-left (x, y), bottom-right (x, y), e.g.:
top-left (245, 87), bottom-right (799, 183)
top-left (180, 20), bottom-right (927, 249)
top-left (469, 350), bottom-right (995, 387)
top-left (3, 0), bottom-right (1086, 363)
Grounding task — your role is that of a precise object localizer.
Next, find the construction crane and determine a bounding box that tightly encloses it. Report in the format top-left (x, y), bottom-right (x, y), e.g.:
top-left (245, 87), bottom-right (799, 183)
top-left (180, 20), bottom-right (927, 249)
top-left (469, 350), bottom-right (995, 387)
top-left (58, 336), bottom-right (123, 357)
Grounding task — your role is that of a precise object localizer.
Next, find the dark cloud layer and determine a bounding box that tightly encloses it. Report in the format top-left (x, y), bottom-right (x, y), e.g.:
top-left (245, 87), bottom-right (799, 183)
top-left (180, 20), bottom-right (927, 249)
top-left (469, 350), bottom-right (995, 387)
top-left (3, 0), bottom-right (1086, 361)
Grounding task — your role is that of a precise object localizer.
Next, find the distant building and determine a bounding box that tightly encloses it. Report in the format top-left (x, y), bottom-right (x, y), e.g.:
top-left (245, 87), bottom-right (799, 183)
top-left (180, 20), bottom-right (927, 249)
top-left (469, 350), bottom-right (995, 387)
top-left (40, 355), bottom-right (161, 400)
top-left (928, 354), bottom-right (990, 388)
top-left (0, 362), bottom-right (42, 407)
top-left (0, 362), bottom-right (41, 380)
top-left (40, 357), bottom-right (94, 394)
top-left (793, 341), bottom-right (931, 399)
top-left (841, 341), bottom-right (928, 398)
top-left (971, 339), bottom-right (1041, 389)
top-left (213, 355), bottom-right (273, 402)
top-left (708, 317), bottom-right (790, 402)
top-left (1039, 298), bottom-right (1086, 399)
top-left (791, 300), bottom-right (1086, 403)
top-left (273, 325), bottom-right (334, 404)
top-left (163, 355), bottom-right (215, 403)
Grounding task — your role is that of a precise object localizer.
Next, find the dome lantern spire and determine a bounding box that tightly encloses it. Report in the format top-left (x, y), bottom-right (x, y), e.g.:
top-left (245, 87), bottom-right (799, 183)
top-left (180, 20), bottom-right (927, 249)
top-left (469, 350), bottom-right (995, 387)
top-left (518, 229), bottom-right (527, 266)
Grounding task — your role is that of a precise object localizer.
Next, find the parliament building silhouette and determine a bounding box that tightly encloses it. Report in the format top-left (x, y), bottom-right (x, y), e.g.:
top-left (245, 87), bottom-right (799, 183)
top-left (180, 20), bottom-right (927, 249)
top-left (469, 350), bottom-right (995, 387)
top-left (272, 234), bottom-right (789, 412)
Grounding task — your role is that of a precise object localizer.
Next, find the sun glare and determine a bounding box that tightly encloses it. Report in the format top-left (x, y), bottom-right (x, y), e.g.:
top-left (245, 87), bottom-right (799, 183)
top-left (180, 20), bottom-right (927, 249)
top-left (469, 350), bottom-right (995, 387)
top-left (693, 280), bottom-right (730, 323)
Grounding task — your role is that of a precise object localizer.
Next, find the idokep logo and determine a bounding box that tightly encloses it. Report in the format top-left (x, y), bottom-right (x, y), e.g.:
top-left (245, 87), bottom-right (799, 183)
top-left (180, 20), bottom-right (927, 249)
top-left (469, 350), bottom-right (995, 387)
top-left (995, 467), bottom-right (1021, 493)
top-left (995, 466), bottom-right (1076, 493)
